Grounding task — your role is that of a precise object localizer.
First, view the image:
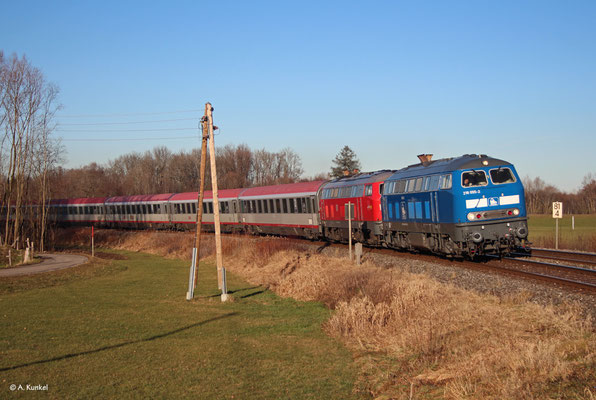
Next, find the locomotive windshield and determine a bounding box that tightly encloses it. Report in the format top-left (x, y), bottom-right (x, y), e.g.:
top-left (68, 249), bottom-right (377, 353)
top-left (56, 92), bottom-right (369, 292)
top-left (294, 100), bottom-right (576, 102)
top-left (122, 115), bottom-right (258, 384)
top-left (462, 170), bottom-right (487, 187)
top-left (489, 167), bottom-right (516, 184)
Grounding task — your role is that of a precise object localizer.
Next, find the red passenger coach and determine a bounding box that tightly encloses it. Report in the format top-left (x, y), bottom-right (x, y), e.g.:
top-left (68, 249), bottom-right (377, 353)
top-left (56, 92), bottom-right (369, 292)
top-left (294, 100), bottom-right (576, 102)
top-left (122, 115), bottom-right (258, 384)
top-left (238, 181), bottom-right (325, 238)
top-left (319, 170), bottom-right (394, 244)
top-left (105, 193), bottom-right (174, 228)
top-left (169, 188), bottom-right (245, 232)
top-left (50, 197), bottom-right (109, 225)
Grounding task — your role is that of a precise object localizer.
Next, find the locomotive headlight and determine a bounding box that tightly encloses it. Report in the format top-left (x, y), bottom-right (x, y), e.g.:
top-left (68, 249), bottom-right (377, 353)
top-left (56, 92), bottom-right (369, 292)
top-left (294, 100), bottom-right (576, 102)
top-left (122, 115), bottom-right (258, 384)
top-left (513, 208), bottom-right (520, 216)
top-left (467, 212), bottom-right (476, 221)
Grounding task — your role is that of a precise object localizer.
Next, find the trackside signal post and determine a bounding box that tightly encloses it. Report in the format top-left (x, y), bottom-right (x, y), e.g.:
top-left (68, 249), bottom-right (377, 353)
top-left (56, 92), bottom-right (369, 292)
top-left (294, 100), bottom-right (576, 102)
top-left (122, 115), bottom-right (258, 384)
top-left (187, 103), bottom-right (228, 302)
top-left (345, 202), bottom-right (354, 260)
top-left (552, 201), bottom-right (563, 249)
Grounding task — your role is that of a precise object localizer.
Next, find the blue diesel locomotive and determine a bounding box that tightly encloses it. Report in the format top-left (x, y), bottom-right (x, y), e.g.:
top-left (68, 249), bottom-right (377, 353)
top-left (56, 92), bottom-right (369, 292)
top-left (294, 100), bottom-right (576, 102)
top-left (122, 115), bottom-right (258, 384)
top-left (381, 154), bottom-right (529, 257)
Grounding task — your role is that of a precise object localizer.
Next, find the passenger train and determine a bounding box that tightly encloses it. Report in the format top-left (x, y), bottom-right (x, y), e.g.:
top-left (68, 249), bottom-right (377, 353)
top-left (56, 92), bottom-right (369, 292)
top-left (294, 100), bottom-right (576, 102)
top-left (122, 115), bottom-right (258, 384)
top-left (48, 154), bottom-right (529, 257)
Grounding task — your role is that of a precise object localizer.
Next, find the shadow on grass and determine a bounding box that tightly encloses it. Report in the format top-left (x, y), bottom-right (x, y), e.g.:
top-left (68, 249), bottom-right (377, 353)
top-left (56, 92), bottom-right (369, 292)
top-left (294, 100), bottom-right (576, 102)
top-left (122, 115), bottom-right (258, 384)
top-left (0, 312), bottom-right (238, 372)
top-left (205, 286), bottom-right (263, 299)
top-left (241, 290), bottom-right (266, 299)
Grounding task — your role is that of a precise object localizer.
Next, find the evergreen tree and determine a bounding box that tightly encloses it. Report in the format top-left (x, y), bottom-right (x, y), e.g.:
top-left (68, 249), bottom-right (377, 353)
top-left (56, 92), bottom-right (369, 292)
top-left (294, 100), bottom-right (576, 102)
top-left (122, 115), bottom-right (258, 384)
top-left (330, 146), bottom-right (361, 178)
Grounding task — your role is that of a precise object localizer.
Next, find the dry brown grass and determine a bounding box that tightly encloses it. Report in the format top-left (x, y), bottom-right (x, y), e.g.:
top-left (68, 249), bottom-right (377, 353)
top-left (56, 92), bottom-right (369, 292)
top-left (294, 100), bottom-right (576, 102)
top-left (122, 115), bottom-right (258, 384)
top-left (533, 233), bottom-right (596, 253)
top-left (55, 228), bottom-right (596, 399)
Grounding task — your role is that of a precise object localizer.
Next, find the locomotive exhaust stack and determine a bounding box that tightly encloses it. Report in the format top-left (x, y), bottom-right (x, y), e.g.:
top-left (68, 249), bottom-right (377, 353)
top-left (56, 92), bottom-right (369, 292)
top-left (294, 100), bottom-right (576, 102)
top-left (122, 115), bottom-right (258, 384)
top-left (417, 154), bottom-right (433, 165)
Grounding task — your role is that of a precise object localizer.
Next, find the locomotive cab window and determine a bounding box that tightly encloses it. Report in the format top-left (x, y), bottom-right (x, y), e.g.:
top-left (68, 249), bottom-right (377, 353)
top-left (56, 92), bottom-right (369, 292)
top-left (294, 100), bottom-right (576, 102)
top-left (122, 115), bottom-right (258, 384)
top-left (461, 171), bottom-right (487, 187)
top-left (489, 167), bottom-right (516, 184)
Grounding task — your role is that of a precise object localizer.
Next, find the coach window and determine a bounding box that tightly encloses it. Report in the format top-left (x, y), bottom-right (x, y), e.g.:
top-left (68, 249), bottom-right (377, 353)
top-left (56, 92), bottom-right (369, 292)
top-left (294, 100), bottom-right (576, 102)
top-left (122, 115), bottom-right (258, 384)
top-left (489, 167), bottom-right (516, 184)
top-left (278, 199), bottom-right (284, 213)
top-left (461, 171), bottom-right (485, 187)
top-left (286, 198), bottom-right (293, 213)
top-left (262, 200), bottom-right (268, 213)
top-left (207, 202), bottom-right (212, 214)
top-left (296, 198), bottom-right (303, 213)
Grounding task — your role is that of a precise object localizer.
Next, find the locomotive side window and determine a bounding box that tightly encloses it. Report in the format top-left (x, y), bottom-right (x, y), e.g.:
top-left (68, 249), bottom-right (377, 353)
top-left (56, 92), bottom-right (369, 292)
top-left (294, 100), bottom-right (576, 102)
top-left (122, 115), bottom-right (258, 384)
top-left (365, 185), bottom-right (373, 196)
top-left (415, 177), bottom-right (423, 192)
top-left (461, 171), bottom-right (486, 187)
top-left (396, 180), bottom-right (406, 193)
top-left (489, 167), bottom-right (516, 184)
top-left (427, 175), bottom-right (438, 190)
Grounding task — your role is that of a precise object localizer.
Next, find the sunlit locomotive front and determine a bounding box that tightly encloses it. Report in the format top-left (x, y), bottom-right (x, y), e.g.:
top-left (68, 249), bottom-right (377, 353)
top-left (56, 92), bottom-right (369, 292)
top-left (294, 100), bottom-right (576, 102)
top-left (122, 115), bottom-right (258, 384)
top-left (382, 154), bottom-right (529, 257)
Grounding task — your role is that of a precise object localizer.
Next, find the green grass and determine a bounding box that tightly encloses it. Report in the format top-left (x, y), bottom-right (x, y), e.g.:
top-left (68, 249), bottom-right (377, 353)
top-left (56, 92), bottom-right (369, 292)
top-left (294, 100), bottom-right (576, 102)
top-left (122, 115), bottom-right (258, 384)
top-left (0, 251), bottom-right (363, 399)
top-left (527, 214), bottom-right (596, 251)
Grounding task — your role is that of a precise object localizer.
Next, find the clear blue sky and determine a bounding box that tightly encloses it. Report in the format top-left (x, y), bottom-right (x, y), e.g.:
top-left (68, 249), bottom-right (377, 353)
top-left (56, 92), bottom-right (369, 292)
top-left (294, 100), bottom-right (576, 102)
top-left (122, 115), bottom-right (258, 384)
top-left (2, 0), bottom-right (595, 192)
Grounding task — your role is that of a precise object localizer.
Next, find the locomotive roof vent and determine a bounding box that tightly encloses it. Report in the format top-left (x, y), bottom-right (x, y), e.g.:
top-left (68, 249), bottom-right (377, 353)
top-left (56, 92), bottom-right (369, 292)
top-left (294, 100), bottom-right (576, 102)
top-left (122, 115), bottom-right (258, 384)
top-left (417, 154), bottom-right (433, 165)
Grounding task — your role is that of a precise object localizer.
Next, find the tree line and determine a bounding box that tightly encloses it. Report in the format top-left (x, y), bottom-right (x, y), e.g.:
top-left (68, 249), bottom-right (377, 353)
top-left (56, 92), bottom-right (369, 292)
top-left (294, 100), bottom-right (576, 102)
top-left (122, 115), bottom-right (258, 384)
top-left (523, 175), bottom-right (596, 215)
top-left (49, 144), bottom-right (314, 199)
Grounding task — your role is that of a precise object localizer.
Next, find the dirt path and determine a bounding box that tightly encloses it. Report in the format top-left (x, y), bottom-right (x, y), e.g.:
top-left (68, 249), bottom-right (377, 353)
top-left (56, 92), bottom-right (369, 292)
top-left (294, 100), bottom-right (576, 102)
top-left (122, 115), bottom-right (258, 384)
top-left (0, 253), bottom-right (88, 278)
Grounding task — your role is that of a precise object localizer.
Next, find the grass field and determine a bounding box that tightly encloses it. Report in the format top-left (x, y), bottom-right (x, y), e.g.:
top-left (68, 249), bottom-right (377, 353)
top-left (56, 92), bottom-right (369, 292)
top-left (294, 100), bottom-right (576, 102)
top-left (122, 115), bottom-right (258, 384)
top-left (527, 214), bottom-right (596, 251)
top-left (0, 252), bottom-right (362, 399)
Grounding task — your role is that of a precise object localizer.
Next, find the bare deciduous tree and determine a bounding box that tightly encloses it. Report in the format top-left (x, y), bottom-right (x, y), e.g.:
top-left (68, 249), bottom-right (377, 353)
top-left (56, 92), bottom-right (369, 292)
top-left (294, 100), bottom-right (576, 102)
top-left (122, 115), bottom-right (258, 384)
top-left (0, 52), bottom-right (62, 249)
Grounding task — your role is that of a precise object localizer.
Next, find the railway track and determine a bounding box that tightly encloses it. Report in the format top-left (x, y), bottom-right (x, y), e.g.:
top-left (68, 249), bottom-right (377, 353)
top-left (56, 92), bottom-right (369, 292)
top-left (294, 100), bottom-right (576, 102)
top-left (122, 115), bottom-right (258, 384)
top-left (318, 241), bottom-right (596, 294)
top-left (485, 255), bottom-right (596, 293)
top-left (520, 248), bottom-right (596, 266)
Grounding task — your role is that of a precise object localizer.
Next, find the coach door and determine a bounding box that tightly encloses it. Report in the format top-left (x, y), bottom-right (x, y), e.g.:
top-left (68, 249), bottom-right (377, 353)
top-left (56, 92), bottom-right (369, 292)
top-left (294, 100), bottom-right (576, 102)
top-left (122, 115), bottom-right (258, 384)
top-left (231, 200), bottom-right (239, 222)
